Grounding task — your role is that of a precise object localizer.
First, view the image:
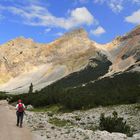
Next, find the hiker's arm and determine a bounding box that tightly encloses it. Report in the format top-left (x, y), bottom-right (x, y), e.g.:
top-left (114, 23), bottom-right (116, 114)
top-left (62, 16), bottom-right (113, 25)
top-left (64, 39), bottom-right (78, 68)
top-left (16, 104), bottom-right (18, 110)
top-left (23, 104), bottom-right (26, 110)
top-left (23, 104), bottom-right (27, 115)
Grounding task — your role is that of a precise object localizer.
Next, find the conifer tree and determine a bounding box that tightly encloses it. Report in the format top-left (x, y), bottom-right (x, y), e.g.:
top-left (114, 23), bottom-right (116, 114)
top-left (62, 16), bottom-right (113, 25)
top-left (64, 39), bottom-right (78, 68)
top-left (29, 83), bottom-right (33, 93)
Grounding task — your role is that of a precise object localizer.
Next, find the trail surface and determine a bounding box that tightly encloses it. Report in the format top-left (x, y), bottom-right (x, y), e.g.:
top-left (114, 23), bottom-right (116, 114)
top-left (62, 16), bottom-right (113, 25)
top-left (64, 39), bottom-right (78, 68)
top-left (0, 100), bottom-right (32, 140)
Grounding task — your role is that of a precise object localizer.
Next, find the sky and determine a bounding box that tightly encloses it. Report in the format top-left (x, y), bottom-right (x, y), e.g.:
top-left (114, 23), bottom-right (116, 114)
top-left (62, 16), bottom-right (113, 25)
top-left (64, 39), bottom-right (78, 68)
top-left (0, 0), bottom-right (140, 44)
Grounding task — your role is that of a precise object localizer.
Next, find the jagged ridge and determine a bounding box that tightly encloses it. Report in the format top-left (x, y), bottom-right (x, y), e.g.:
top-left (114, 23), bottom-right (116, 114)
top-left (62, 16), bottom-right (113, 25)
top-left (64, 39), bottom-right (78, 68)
top-left (0, 26), bottom-right (140, 93)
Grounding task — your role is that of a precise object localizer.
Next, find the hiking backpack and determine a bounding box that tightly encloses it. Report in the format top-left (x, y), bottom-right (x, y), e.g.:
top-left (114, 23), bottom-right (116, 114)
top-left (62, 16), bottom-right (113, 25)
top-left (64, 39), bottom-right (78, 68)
top-left (18, 103), bottom-right (24, 112)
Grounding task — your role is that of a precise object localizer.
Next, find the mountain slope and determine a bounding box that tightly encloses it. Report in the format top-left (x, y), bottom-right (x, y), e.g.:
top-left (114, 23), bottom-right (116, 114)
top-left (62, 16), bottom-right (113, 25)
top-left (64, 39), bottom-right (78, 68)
top-left (104, 26), bottom-right (140, 74)
top-left (26, 26), bottom-right (140, 109)
top-left (0, 29), bottom-right (101, 93)
top-left (40, 25), bottom-right (140, 93)
top-left (40, 53), bottom-right (112, 90)
top-left (0, 26), bottom-right (140, 94)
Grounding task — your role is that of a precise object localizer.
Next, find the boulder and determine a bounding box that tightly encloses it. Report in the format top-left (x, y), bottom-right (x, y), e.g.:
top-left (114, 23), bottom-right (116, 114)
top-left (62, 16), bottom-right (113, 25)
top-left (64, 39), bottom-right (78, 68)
top-left (26, 105), bottom-right (34, 110)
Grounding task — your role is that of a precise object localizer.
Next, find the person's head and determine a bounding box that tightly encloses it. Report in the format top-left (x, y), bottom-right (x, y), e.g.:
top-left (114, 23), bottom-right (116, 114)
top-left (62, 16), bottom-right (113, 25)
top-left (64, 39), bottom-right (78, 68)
top-left (18, 99), bottom-right (22, 103)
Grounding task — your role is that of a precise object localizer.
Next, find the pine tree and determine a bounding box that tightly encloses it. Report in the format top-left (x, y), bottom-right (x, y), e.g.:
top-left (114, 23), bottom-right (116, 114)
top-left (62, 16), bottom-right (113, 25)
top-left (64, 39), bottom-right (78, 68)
top-left (29, 83), bottom-right (33, 93)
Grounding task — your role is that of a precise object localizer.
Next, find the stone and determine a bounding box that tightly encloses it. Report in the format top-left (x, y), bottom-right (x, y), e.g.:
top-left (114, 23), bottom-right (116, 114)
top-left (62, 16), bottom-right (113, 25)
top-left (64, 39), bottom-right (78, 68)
top-left (26, 105), bottom-right (34, 110)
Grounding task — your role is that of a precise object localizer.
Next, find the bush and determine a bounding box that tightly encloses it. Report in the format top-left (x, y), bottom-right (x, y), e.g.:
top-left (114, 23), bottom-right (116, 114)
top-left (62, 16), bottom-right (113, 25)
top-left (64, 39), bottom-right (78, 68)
top-left (0, 92), bottom-right (9, 100)
top-left (99, 111), bottom-right (133, 137)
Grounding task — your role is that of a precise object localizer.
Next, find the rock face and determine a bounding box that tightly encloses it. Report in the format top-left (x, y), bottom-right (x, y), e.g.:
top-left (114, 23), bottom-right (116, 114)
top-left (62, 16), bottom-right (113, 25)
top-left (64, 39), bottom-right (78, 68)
top-left (0, 27), bottom-right (140, 93)
top-left (104, 26), bottom-right (140, 74)
top-left (0, 29), bottom-right (99, 93)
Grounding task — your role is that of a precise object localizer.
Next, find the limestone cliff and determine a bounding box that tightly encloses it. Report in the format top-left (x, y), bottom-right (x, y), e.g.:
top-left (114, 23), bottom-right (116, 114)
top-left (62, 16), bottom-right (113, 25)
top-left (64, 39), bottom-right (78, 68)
top-left (0, 29), bottom-right (99, 93)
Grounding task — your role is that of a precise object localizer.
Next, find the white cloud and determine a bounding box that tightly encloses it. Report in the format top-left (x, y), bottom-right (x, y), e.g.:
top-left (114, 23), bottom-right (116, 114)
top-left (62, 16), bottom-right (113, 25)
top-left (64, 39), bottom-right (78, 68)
top-left (94, 0), bottom-right (140, 13)
top-left (0, 4), bottom-right (95, 30)
top-left (125, 9), bottom-right (140, 24)
top-left (90, 26), bottom-right (106, 36)
top-left (70, 7), bottom-right (94, 26)
top-left (108, 1), bottom-right (123, 13)
top-left (93, 0), bottom-right (140, 13)
top-left (94, 0), bottom-right (123, 13)
top-left (44, 28), bottom-right (51, 33)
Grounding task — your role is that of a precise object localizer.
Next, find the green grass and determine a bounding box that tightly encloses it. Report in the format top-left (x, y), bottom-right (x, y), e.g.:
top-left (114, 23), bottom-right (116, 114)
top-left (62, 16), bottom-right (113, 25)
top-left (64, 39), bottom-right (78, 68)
top-left (49, 117), bottom-right (73, 127)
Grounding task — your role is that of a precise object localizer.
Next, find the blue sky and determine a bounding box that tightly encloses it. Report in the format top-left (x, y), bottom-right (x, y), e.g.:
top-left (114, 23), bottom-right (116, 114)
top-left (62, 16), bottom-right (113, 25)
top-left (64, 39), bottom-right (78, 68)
top-left (0, 0), bottom-right (140, 44)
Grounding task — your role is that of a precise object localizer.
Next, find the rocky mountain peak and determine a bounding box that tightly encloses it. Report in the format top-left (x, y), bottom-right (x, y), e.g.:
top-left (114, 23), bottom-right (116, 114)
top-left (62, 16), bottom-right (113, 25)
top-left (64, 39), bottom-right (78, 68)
top-left (60, 28), bottom-right (88, 40)
top-left (15, 37), bottom-right (34, 44)
top-left (128, 25), bottom-right (140, 35)
top-left (65, 28), bottom-right (87, 36)
top-left (103, 25), bottom-right (140, 51)
top-left (0, 28), bottom-right (98, 93)
top-left (1, 37), bottom-right (36, 50)
top-left (120, 25), bottom-right (140, 40)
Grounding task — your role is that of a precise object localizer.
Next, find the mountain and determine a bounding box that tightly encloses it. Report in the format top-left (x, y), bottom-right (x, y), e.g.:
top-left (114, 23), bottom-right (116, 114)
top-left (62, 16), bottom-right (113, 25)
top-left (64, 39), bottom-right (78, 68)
top-left (0, 29), bottom-right (102, 93)
top-left (0, 26), bottom-right (140, 94)
top-left (103, 26), bottom-right (140, 75)
top-left (21, 26), bottom-right (139, 109)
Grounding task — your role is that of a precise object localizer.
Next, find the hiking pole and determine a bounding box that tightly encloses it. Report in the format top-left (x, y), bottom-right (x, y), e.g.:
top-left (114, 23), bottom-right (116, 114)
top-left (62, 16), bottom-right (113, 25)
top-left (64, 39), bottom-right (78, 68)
top-left (24, 111), bottom-right (27, 116)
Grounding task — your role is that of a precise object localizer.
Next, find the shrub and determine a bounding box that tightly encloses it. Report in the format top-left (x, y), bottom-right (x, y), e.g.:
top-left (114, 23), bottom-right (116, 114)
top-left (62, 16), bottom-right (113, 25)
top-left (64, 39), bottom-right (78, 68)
top-left (99, 111), bottom-right (133, 137)
top-left (0, 92), bottom-right (9, 100)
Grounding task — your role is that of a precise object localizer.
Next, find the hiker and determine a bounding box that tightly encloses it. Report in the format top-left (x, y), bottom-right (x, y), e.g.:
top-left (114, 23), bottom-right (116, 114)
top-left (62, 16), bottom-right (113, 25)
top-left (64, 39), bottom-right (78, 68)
top-left (16, 99), bottom-right (25, 128)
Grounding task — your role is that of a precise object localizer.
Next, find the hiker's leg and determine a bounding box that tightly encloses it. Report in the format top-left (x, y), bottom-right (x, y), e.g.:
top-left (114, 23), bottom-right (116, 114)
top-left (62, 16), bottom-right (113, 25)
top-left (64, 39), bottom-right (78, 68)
top-left (16, 112), bottom-right (19, 126)
top-left (20, 112), bottom-right (24, 127)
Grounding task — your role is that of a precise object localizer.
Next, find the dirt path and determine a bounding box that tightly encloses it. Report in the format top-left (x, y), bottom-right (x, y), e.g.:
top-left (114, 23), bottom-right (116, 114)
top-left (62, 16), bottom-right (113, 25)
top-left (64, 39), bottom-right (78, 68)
top-left (0, 100), bottom-right (32, 140)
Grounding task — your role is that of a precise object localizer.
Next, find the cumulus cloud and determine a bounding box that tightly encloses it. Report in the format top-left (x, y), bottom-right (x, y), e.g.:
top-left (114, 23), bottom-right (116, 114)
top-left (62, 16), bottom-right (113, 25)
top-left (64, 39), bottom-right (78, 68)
top-left (70, 7), bottom-right (94, 25)
top-left (125, 9), bottom-right (140, 24)
top-left (90, 26), bottom-right (106, 36)
top-left (0, 4), bottom-right (95, 30)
